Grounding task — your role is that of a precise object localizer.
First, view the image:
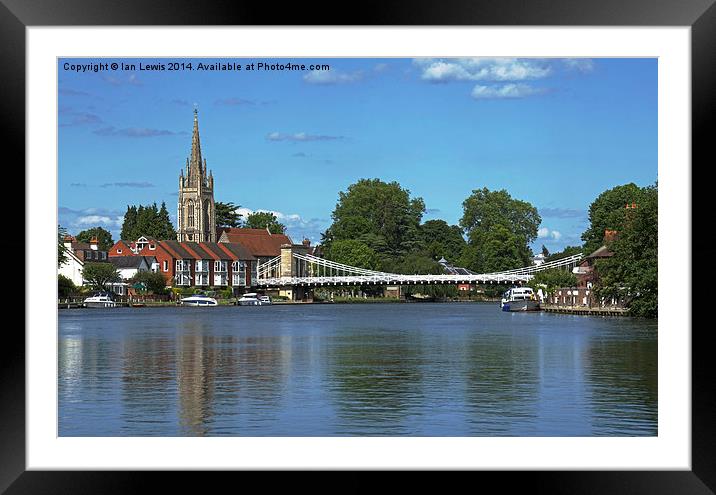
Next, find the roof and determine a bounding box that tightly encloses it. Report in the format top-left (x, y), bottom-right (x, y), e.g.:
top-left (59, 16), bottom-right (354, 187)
top-left (109, 256), bottom-right (149, 269)
top-left (157, 240), bottom-right (255, 261)
top-left (218, 228), bottom-right (292, 257)
top-left (586, 245), bottom-right (614, 259)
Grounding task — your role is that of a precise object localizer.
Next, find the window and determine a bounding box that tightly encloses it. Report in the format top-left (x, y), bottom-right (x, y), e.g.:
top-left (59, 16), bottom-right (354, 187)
top-left (232, 260), bottom-right (246, 286)
top-left (175, 259), bottom-right (192, 286)
top-left (149, 244), bottom-right (155, 250)
top-left (117, 248), bottom-right (122, 254)
top-left (163, 260), bottom-right (168, 272)
top-left (214, 261), bottom-right (228, 286)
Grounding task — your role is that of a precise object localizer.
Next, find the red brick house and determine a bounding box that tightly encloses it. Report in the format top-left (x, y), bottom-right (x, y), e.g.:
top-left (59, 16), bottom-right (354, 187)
top-left (217, 227), bottom-right (292, 265)
top-left (108, 236), bottom-right (256, 290)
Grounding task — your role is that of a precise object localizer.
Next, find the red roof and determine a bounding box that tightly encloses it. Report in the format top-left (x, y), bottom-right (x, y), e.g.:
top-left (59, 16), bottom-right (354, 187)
top-left (218, 228), bottom-right (291, 257)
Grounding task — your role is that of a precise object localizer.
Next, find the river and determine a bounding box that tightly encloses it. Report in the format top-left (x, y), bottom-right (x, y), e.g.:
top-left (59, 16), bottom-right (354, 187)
top-left (58, 302), bottom-right (657, 436)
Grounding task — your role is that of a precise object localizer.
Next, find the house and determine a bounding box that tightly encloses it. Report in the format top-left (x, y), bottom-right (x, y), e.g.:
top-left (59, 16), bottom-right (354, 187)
top-left (573, 244), bottom-right (614, 289)
top-left (108, 255), bottom-right (157, 280)
top-left (108, 237), bottom-right (256, 291)
top-left (58, 235), bottom-right (110, 287)
top-left (217, 227), bottom-right (292, 265)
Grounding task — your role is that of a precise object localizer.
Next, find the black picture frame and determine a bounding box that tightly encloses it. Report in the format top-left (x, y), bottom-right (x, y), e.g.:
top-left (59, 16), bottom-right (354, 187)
top-left (6, 0), bottom-right (711, 492)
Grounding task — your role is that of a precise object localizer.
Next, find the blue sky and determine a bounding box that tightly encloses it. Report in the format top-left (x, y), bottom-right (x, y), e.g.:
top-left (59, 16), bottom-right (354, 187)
top-left (58, 57), bottom-right (657, 253)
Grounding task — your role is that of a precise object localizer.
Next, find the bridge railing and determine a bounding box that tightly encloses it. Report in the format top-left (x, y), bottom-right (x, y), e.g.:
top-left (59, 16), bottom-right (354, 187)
top-left (256, 250), bottom-right (584, 285)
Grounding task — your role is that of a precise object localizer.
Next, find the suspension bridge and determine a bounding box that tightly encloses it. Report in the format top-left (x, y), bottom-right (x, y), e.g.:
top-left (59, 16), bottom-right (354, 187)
top-left (256, 245), bottom-right (583, 291)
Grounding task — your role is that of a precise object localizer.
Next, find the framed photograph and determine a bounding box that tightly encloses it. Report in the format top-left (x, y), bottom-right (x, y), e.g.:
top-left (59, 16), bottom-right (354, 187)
top-left (9, 0), bottom-right (712, 491)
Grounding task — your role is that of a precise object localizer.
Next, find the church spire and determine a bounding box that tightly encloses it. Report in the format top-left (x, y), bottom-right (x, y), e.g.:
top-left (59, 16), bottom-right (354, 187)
top-left (189, 107), bottom-right (203, 183)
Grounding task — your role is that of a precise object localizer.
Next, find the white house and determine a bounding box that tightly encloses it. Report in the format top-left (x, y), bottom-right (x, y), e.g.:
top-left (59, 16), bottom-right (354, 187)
top-left (58, 235), bottom-right (108, 286)
top-left (108, 256), bottom-right (157, 280)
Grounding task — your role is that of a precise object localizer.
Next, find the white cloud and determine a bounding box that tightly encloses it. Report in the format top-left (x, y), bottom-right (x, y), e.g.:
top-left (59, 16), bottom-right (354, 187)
top-left (303, 69), bottom-right (363, 85)
top-left (471, 83), bottom-right (545, 99)
top-left (238, 207), bottom-right (328, 244)
top-left (562, 58), bottom-right (595, 73)
top-left (266, 132), bottom-right (344, 142)
top-left (414, 58), bottom-right (552, 83)
top-left (538, 227), bottom-right (562, 240)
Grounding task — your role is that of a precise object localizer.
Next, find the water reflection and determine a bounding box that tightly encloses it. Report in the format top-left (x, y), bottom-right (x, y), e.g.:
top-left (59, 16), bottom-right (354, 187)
top-left (58, 304), bottom-right (658, 436)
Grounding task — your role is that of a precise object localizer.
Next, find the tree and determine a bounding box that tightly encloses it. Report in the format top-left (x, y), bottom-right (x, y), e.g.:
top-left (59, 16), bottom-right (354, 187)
top-left (473, 224), bottom-right (528, 272)
top-left (76, 226), bottom-right (114, 251)
top-left (419, 220), bottom-right (467, 262)
top-left (322, 178), bottom-right (426, 260)
top-left (120, 202), bottom-right (176, 240)
top-left (120, 205), bottom-right (138, 240)
top-left (215, 201), bottom-right (243, 228)
top-left (58, 225), bottom-right (69, 267)
top-left (245, 211), bottom-right (286, 234)
top-left (82, 262), bottom-right (121, 290)
top-left (130, 271), bottom-right (169, 294)
top-left (541, 244), bottom-right (550, 258)
top-left (529, 268), bottom-right (578, 294)
top-left (58, 274), bottom-right (76, 298)
top-left (581, 183), bottom-right (642, 254)
top-left (325, 239), bottom-right (380, 271)
top-left (459, 188), bottom-right (540, 272)
top-left (545, 245), bottom-right (583, 262)
top-left (594, 183), bottom-right (657, 317)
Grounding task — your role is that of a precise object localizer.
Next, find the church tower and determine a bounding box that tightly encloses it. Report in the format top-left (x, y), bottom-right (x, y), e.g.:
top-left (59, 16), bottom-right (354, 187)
top-left (177, 109), bottom-right (216, 242)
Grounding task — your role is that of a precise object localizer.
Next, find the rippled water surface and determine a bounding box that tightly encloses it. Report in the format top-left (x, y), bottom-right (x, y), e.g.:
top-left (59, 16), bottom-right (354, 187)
top-left (59, 303), bottom-right (657, 436)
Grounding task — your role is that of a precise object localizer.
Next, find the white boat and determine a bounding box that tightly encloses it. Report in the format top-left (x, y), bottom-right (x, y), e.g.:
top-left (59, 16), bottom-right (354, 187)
top-left (180, 294), bottom-right (218, 306)
top-left (83, 292), bottom-right (118, 308)
top-left (501, 287), bottom-right (540, 312)
top-left (237, 293), bottom-right (264, 306)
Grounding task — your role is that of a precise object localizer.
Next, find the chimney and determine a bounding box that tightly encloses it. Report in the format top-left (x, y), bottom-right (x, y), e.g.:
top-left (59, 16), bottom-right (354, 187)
top-left (302, 238), bottom-right (311, 247)
top-left (90, 236), bottom-right (99, 251)
top-left (604, 229), bottom-right (618, 243)
top-left (63, 235), bottom-right (74, 250)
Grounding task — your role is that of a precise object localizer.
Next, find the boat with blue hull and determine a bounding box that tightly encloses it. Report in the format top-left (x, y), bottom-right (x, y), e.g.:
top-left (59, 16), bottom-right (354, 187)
top-left (501, 287), bottom-right (540, 312)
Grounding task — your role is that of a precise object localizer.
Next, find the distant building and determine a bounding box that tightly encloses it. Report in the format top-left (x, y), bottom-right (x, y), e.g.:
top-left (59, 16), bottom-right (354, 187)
top-left (177, 109), bottom-right (216, 242)
top-left (108, 255), bottom-right (157, 281)
top-left (108, 237), bottom-right (256, 291)
top-left (217, 227), bottom-right (292, 265)
top-left (532, 253), bottom-right (546, 266)
top-left (58, 235), bottom-right (109, 286)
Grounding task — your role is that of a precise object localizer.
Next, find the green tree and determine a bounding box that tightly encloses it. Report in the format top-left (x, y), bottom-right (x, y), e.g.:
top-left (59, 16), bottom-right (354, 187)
top-left (120, 205), bottom-right (138, 240)
top-left (419, 220), bottom-right (467, 262)
top-left (120, 202), bottom-right (176, 240)
top-left (322, 178), bottom-right (426, 260)
top-left (215, 201), bottom-right (243, 228)
top-left (581, 183), bottom-right (642, 254)
top-left (58, 225), bottom-right (69, 267)
top-left (545, 245), bottom-right (583, 262)
top-left (76, 226), bottom-right (114, 251)
top-left (326, 239), bottom-right (380, 271)
top-left (245, 211), bottom-right (286, 234)
top-left (459, 188), bottom-right (540, 272)
top-left (82, 262), bottom-right (121, 290)
top-left (541, 244), bottom-right (550, 258)
top-left (58, 274), bottom-right (76, 298)
top-left (130, 271), bottom-right (169, 294)
top-left (595, 183), bottom-right (658, 317)
top-left (529, 268), bottom-right (578, 294)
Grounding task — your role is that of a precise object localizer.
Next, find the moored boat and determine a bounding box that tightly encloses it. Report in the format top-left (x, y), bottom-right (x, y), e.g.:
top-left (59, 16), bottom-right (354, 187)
top-left (238, 293), bottom-right (264, 306)
top-left (501, 287), bottom-right (540, 312)
top-left (180, 294), bottom-right (218, 306)
top-left (83, 292), bottom-right (118, 308)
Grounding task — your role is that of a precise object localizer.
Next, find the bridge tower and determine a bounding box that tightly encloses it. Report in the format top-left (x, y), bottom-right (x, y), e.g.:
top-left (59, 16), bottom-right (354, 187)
top-left (278, 242), bottom-right (313, 301)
